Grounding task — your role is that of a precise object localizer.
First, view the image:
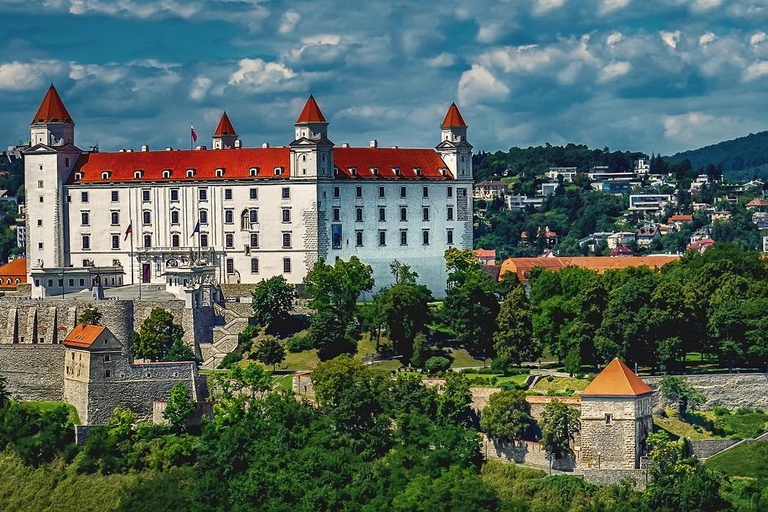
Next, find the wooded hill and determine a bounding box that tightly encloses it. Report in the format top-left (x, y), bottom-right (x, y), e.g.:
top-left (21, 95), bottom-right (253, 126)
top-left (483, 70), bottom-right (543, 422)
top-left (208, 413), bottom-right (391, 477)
top-left (668, 130), bottom-right (768, 181)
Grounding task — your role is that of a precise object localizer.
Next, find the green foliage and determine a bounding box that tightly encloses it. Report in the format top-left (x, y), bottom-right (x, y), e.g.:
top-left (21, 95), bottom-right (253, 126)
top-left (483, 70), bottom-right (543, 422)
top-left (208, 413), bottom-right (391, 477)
top-left (480, 390), bottom-right (533, 443)
top-left (162, 383), bottom-right (195, 432)
top-left (494, 284), bottom-right (538, 366)
top-left (375, 270), bottom-right (433, 363)
top-left (78, 307), bottom-right (102, 326)
top-left (304, 256), bottom-right (374, 325)
top-left (424, 356), bottom-right (451, 374)
top-left (250, 275), bottom-right (296, 332)
top-left (437, 373), bottom-right (473, 427)
top-left (668, 129), bottom-right (768, 180)
top-left (130, 309), bottom-right (188, 361)
top-left (411, 333), bottom-right (429, 369)
top-left (540, 400), bottom-right (580, 459)
top-left (306, 307), bottom-right (358, 361)
top-left (250, 334), bottom-right (286, 370)
top-left (659, 376), bottom-right (705, 416)
top-left (287, 332), bottom-right (313, 353)
top-left (707, 440), bottom-right (768, 479)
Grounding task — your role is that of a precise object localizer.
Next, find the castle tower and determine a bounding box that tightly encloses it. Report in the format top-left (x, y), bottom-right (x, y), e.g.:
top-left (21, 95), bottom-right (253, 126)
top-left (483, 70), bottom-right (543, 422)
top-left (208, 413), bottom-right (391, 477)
top-left (579, 359), bottom-right (654, 469)
top-left (25, 85), bottom-right (81, 275)
top-left (435, 103), bottom-right (473, 181)
top-left (212, 112), bottom-right (239, 150)
top-left (289, 95), bottom-right (334, 179)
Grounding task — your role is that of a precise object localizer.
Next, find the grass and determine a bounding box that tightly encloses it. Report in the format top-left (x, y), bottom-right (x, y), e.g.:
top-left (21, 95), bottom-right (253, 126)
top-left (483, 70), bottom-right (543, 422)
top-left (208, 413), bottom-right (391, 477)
top-left (654, 408), bottom-right (768, 441)
top-left (444, 346), bottom-right (490, 368)
top-left (712, 409), bottom-right (768, 439)
top-left (461, 373), bottom-right (529, 388)
top-left (21, 401), bottom-right (80, 425)
top-left (707, 441), bottom-right (768, 479)
top-left (530, 377), bottom-right (590, 394)
top-left (653, 409), bottom-right (722, 440)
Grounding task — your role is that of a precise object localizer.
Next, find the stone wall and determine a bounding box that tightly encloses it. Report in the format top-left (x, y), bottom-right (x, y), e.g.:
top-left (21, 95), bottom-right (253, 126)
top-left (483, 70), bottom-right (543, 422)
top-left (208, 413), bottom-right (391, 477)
top-left (583, 469), bottom-right (647, 489)
top-left (0, 345), bottom-right (64, 400)
top-left (644, 373), bottom-right (768, 410)
top-left (687, 439), bottom-right (742, 459)
top-left (481, 434), bottom-right (578, 472)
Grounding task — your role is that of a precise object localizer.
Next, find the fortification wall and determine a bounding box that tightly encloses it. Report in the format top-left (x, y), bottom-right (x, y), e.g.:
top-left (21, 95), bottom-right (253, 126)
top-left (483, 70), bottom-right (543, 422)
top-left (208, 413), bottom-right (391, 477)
top-left (0, 345), bottom-right (64, 401)
top-left (481, 434), bottom-right (578, 471)
top-left (644, 373), bottom-right (768, 410)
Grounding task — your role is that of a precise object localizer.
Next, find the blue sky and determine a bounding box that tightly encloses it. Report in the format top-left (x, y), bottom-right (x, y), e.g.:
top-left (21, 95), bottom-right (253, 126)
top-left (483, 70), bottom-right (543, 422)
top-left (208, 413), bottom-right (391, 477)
top-left (2, 0), bottom-right (768, 156)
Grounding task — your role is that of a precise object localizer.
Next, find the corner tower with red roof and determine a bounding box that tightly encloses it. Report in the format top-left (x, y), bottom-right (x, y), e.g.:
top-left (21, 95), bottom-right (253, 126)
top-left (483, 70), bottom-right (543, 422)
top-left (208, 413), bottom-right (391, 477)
top-left (290, 95), bottom-right (333, 179)
top-left (579, 358), bottom-right (654, 470)
top-left (211, 112), bottom-right (240, 150)
top-left (30, 84), bottom-right (75, 147)
top-left (435, 103), bottom-right (473, 181)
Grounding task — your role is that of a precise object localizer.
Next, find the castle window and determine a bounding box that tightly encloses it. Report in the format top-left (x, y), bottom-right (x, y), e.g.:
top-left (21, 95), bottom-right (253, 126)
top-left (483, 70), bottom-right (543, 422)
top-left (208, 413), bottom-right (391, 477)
top-left (104, 354), bottom-right (111, 362)
top-left (143, 210), bottom-right (151, 225)
top-left (356, 186), bottom-right (362, 198)
top-left (282, 187), bottom-right (290, 199)
top-left (224, 210), bottom-right (233, 224)
top-left (249, 209), bottom-right (259, 224)
top-left (447, 229), bottom-right (454, 245)
top-left (379, 230), bottom-right (386, 246)
top-left (400, 207), bottom-right (407, 222)
top-left (356, 207), bottom-right (363, 222)
top-left (447, 186), bottom-right (453, 198)
top-left (134, 170), bottom-right (143, 179)
top-left (393, 167), bottom-right (400, 176)
top-left (378, 186), bottom-right (385, 198)
top-left (605, 413), bottom-right (613, 425)
top-left (282, 208), bottom-right (291, 223)
top-left (226, 259), bottom-right (234, 274)
top-left (199, 210), bottom-right (208, 225)
top-left (274, 167), bottom-right (283, 176)
top-left (370, 167), bottom-right (379, 175)
top-left (101, 171), bottom-right (111, 180)
top-left (111, 235), bottom-right (120, 250)
top-left (170, 189), bottom-right (179, 201)
top-left (400, 186), bottom-right (406, 198)
top-left (74, 172), bottom-right (83, 180)
top-left (68, 278), bottom-right (73, 287)
top-left (144, 234), bottom-right (151, 248)
top-left (356, 231), bottom-right (363, 247)
top-left (111, 190), bottom-right (119, 202)
top-left (282, 232), bottom-right (292, 249)
top-left (215, 168), bottom-right (225, 177)
top-left (414, 167), bottom-right (422, 176)
top-left (379, 207), bottom-right (386, 222)
top-left (224, 188), bottom-right (233, 200)
top-left (142, 189), bottom-right (150, 202)
top-left (250, 233), bottom-right (259, 248)
top-left (199, 188), bottom-right (208, 201)
top-left (333, 208), bottom-right (340, 222)
top-left (251, 258), bottom-right (259, 274)
top-left (423, 186), bottom-right (429, 198)
top-left (171, 210), bottom-right (180, 225)
top-left (105, 370), bottom-right (111, 378)
top-left (225, 233), bottom-right (234, 248)
top-left (110, 211), bottom-right (120, 225)
top-left (162, 169), bottom-right (171, 179)
top-left (249, 168), bottom-right (259, 177)
top-left (249, 188), bottom-right (258, 200)
top-left (400, 230), bottom-right (408, 246)
top-left (422, 229), bottom-right (430, 245)
top-left (81, 235), bottom-right (90, 250)
top-left (447, 206), bottom-right (454, 221)
top-left (422, 207), bottom-right (429, 222)
top-left (81, 211), bottom-right (90, 226)
top-left (186, 169), bottom-right (196, 178)
top-left (283, 257), bottom-right (291, 273)
top-left (333, 186), bottom-right (340, 198)
top-left (349, 167), bottom-right (357, 176)
top-left (200, 233), bottom-right (208, 247)
top-left (172, 234), bottom-right (180, 247)
top-left (37, 180), bottom-right (44, 188)
top-left (81, 191), bottom-right (89, 203)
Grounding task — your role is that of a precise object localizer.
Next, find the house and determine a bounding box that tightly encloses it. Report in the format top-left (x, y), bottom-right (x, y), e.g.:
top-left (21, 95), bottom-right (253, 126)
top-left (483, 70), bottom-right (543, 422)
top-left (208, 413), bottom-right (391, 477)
top-left (746, 197), bottom-right (768, 210)
top-left (498, 255), bottom-right (679, 284)
top-left (667, 214), bottom-right (693, 227)
top-left (546, 167), bottom-right (578, 182)
top-left (474, 248), bottom-right (496, 266)
top-left (711, 211), bottom-right (732, 223)
top-left (753, 212), bottom-right (768, 229)
top-left (628, 194), bottom-right (673, 213)
top-left (591, 180), bottom-right (636, 195)
top-left (474, 180), bottom-right (507, 200)
top-left (737, 180), bottom-right (764, 193)
top-left (539, 182), bottom-right (560, 196)
top-left (634, 158), bottom-right (651, 174)
top-left (606, 232), bottom-right (635, 249)
top-left (687, 238), bottom-right (715, 253)
top-left (506, 195), bottom-right (544, 211)
top-left (690, 227), bottom-right (711, 243)
top-left (0, 258), bottom-right (26, 290)
top-left (689, 175), bottom-right (709, 193)
top-left (610, 245), bottom-right (634, 257)
top-left (636, 225), bottom-right (661, 247)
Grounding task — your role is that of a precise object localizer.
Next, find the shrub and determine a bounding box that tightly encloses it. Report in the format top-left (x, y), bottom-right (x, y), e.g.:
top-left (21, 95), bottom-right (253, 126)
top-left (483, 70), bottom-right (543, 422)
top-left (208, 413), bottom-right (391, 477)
top-left (287, 333), bottom-right (313, 353)
top-left (424, 356), bottom-right (451, 374)
top-left (712, 406), bottom-right (730, 417)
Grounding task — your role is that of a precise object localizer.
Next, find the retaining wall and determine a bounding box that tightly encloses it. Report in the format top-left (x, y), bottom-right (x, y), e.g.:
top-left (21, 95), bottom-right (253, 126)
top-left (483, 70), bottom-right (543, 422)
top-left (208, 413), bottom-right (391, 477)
top-left (644, 373), bottom-right (768, 410)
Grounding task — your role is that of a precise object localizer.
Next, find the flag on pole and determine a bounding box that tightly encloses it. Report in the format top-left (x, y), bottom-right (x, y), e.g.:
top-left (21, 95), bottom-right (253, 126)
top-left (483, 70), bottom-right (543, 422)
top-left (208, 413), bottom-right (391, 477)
top-left (190, 221), bottom-right (200, 238)
top-left (190, 124), bottom-right (198, 143)
top-left (124, 222), bottom-right (132, 241)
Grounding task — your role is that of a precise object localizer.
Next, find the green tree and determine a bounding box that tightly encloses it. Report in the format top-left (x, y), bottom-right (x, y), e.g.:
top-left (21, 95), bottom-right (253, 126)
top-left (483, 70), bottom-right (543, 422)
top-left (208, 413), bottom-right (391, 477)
top-left (480, 390), bottom-right (533, 443)
top-left (78, 307), bottom-right (102, 325)
top-left (163, 382), bottom-right (195, 431)
top-left (376, 274), bottom-right (433, 363)
top-left (251, 334), bottom-right (286, 371)
top-left (424, 356), bottom-right (451, 374)
top-left (493, 285), bottom-right (537, 366)
top-left (411, 333), bottom-right (429, 369)
top-left (659, 376), bottom-right (705, 416)
top-left (250, 276), bottom-right (296, 332)
top-left (437, 373), bottom-right (472, 426)
top-left (304, 256), bottom-right (374, 326)
top-left (130, 309), bottom-right (188, 361)
top-left (443, 264), bottom-right (499, 356)
top-left (307, 308), bottom-right (358, 361)
top-left (540, 399), bottom-right (580, 459)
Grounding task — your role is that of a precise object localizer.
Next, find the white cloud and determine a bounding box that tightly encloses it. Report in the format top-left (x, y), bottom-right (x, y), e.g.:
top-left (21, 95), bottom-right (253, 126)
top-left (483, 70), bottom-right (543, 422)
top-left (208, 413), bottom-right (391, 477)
top-left (743, 60), bottom-right (768, 81)
top-left (691, 0), bottom-right (722, 12)
top-left (477, 23), bottom-right (505, 44)
top-left (606, 32), bottom-right (623, 47)
top-left (425, 52), bottom-right (456, 68)
top-left (532, 0), bottom-right (567, 15)
top-left (0, 60), bottom-right (65, 91)
top-left (599, 0), bottom-right (630, 15)
top-left (189, 75), bottom-right (211, 101)
top-left (699, 32), bottom-right (716, 47)
top-left (663, 111), bottom-right (714, 139)
top-left (660, 30), bottom-right (681, 49)
top-left (68, 0), bottom-right (202, 19)
top-left (598, 60), bottom-right (631, 82)
top-left (751, 31), bottom-right (767, 46)
top-left (228, 58), bottom-right (305, 93)
top-left (457, 64), bottom-right (510, 104)
top-left (69, 63), bottom-right (127, 84)
top-left (278, 11), bottom-right (300, 34)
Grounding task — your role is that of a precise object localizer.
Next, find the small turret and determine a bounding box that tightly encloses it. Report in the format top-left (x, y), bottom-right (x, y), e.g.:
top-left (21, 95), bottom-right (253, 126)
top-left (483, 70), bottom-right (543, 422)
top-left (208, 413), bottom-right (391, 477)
top-left (435, 102), bottom-right (472, 180)
top-left (30, 84), bottom-right (75, 147)
top-left (289, 95), bottom-right (333, 179)
top-left (212, 112), bottom-right (239, 150)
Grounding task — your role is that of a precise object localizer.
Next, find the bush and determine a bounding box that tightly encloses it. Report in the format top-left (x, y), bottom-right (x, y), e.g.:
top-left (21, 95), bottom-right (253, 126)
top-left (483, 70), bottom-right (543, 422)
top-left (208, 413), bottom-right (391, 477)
top-left (287, 333), bottom-right (313, 353)
top-left (424, 356), bottom-right (451, 374)
top-left (712, 406), bottom-right (730, 417)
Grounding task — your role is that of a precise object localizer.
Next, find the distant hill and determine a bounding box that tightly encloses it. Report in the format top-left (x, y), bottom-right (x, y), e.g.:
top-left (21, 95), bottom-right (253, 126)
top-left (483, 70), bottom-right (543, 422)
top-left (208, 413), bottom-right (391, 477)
top-left (668, 131), bottom-right (768, 181)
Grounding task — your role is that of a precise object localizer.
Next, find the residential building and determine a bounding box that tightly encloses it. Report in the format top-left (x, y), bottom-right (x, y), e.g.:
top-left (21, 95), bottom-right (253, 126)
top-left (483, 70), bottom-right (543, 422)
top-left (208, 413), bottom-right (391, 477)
top-left (0, 258), bottom-right (26, 289)
top-left (546, 167), bottom-right (578, 182)
top-left (539, 182), bottom-right (559, 196)
top-left (628, 194), bottom-right (673, 213)
top-left (606, 232), bottom-right (635, 249)
top-left (687, 238), bottom-right (715, 253)
top-left (474, 248), bottom-right (496, 266)
top-left (498, 255), bottom-right (679, 285)
top-left (24, 86), bottom-right (473, 299)
top-left (636, 225), bottom-right (660, 247)
top-left (506, 195), bottom-right (544, 210)
top-left (473, 180), bottom-right (507, 200)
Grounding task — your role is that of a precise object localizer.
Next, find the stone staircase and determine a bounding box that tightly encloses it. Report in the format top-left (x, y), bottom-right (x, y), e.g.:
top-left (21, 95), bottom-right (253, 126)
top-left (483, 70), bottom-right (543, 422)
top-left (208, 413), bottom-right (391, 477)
top-left (200, 303), bottom-right (250, 369)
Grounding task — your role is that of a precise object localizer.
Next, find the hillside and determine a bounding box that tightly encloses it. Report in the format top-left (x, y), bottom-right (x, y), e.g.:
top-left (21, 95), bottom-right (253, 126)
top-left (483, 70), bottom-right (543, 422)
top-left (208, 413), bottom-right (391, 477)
top-left (668, 130), bottom-right (768, 181)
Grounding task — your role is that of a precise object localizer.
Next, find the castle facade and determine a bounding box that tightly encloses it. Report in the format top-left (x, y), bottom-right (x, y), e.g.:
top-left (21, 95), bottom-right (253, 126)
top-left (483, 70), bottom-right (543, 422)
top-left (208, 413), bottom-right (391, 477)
top-left (24, 87), bottom-right (473, 298)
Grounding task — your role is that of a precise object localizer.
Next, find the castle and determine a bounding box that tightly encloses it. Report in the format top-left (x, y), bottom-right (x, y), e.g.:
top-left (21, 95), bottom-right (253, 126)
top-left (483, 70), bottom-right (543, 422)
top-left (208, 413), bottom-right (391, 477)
top-left (23, 86), bottom-right (474, 299)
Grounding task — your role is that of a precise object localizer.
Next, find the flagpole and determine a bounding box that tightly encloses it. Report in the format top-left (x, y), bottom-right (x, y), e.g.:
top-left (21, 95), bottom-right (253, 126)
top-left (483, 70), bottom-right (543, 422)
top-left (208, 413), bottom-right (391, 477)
top-left (190, 122), bottom-right (192, 150)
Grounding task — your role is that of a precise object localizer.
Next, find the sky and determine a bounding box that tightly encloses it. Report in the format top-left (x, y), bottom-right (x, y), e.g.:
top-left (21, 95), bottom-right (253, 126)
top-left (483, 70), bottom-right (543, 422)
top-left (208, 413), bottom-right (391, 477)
top-left (2, 0), bottom-right (768, 156)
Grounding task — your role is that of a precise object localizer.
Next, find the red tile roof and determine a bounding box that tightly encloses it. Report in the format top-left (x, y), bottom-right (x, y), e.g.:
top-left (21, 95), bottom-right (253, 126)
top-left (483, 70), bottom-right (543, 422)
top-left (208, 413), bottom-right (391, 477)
top-left (474, 249), bottom-right (496, 259)
top-left (63, 324), bottom-right (106, 349)
top-left (747, 198), bottom-right (768, 208)
top-left (0, 258), bottom-right (26, 289)
top-left (667, 214), bottom-right (693, 223)
top-left (581, 358), bottom-right (653, 397)
top-left (69, 146), bottom-right (453, 183)
top-left (296, 95), bottom-right (327, 124)
top-left (687, 238), bottom-right (716, 251)
top-left (32, 85), bottom-right (73, 124)
top-left (441, 103), bottom-right (467, 128)
top-left (333, 147), bottom-right (452, 180)
top-left (213, 112), bottom-right (237, 136)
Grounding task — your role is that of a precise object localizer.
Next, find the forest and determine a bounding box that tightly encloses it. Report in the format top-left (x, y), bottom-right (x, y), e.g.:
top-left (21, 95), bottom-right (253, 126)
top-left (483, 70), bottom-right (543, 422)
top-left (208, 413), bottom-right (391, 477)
top-left (669, 130), bottom-right (768, 181)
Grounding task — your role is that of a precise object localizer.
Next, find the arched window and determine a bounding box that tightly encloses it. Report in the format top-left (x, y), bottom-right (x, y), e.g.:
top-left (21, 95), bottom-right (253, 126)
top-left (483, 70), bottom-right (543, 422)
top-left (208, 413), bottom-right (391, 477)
top-left (200, 209), bottom-right (208, 225)
top-left (74, 172), bottom-right (83, 180)
top-left (162, 169), bottom-right (171, 179)
top-left (101, 171), bottom-right (111, 180)
top-left (186, 169), bottom-right (196, 178)
top-left (143, 234), bottom-right (151, 248)
top-left (249, 167), bottom-right (259, 177)
top-left (302, 155), bottom-right (307, 162)
top-left (134, 170), bottom-right (143, 179)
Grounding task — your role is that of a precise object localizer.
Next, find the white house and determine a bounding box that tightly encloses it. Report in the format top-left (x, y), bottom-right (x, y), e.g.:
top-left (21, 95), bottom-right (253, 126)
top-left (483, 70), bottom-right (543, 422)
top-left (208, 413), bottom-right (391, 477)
top-left (24, 86), bottom-right (473, 299)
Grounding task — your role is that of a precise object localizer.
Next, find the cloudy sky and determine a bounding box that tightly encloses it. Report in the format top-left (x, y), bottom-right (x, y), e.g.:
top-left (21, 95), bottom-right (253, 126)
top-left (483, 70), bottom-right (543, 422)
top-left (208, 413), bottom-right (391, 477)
top-left (2, 0), bottom-right (768, 156)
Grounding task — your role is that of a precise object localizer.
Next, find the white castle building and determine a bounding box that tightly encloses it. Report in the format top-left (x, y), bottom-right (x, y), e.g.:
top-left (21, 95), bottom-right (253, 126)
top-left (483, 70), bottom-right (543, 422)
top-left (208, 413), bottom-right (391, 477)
top-left (24, 86), bottom-right (473, 299)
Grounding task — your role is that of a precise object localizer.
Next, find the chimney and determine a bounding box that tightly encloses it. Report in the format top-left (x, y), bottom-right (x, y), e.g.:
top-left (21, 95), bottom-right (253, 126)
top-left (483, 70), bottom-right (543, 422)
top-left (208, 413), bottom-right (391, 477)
top-left (391, 145), bottom-right (398, 149)
top-left (126, 149), bottom-right (133, 152)
top-left (118, 149), bottom-right (125, 153)
top-left (234, 139), bottom-right (242, 149)
top-left (341, 143), bottom-right (349, 148)
top-left (262, 142), bottom-right (270, 148)
top-left (165, 147), bottom-right (173, 151)
top-left (141, 144), bottom-right (149, 152)
top-left (370, 139), bottom-right (378, 148)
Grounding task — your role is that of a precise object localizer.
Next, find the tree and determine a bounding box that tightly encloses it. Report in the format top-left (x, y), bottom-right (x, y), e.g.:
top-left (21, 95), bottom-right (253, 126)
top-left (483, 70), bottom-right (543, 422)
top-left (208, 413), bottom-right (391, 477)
top-left (304, 256), bottom-right (374, 326)
top-left (437, 373), bottom-right (472, 426)
top-left (131, 308), bottom-right (187, 361)
top-left (424, 356), bottom-right (451, 374)
top-left (307, 308), bottom-right (358, 361)
top-left (480, 390), bottom-right (533, 443)
top-left (251, 335), bottom-right (286, 371)
top-left (78, 307), bottom-right (102, 326)
top-left (376, 276), bottom-right (433, 363)
top-left (390, 259), bottom-right (419, 285)
top-left (493, 285), bottom-right (537, 366)
top-left (411, 333), bottom-right (429, 369)
top-left (659, 376), bottom-right (705, 416)
top-left (250, 276), bottom-right (296, 332)
top-left (540, 400), bottom-right (580, 459)
top-left (163, 382), bottom-right (195, 431)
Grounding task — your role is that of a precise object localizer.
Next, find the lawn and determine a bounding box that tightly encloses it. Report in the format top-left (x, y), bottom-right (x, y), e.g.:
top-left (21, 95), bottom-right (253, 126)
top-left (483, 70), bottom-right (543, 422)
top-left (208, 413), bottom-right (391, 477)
top-left (444, 347), bottom-right (490, 368)
top-left (461, 372), bottom-right (529, 388)
top-left (530, 376), bottom-right (590, 394)
top-left (653, 409), bottom-right (722, 440)
top-left (21, 401), bottom-right (80, 425)
top-left (707, 441), bottom-right (768, 479)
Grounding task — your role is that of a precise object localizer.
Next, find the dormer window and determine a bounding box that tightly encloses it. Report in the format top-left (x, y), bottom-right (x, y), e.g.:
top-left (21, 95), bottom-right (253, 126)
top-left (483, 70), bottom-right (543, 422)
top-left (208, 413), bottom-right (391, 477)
top-left (439, 168), bottom-right (447, 176)
top-left (162, 169), bottom-right (171, 179)
top-left (249, 167), bottom-right (259, 177)
top-left (414, 167), bottom-right (422, 176)
top-left (370, 167), bottom-right (379, 176)
top-left (134, 170), bottom-right (143, 179)
top-left (392, 167), bottom-right (400, 176)
top-left (349, 167), bottom-right (357, 176)
top-left (101, 171), bottom-right (111, 180)
top-left (186, 169), bottom-right (196, 178)
top-left (274, 167), bottom-right (283, 176)
top-left (215, 168), bottom-right (225, 177)
top-left (74, 172), bottom-right (83, 180)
